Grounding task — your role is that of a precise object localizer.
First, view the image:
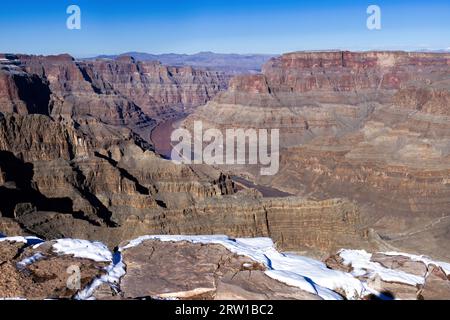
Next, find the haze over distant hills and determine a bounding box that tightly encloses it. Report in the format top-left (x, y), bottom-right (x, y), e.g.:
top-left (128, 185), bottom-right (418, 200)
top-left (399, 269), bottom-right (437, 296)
top-left (91, 51), bottom-right (277, 74)
top-left (89, 49), bottom-right (450, 73)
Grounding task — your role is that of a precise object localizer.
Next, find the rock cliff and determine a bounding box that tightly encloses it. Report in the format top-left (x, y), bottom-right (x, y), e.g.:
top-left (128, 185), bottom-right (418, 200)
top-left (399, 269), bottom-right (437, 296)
top-left (1, 53), bottom-right (229, 143)
top-left (185, 51), bottom-right (450, 260)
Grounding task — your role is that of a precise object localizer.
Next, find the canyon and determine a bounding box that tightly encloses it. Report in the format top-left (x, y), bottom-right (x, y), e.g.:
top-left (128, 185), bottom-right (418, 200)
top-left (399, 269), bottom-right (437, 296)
top-left (92, 52), bottom-right (277, 74)
top-left (184, 51), bottom-right (450, 260)
top-left (0, 52), bottom-right (374, 256)
top-left (0, 50), bottom-right (450, 300)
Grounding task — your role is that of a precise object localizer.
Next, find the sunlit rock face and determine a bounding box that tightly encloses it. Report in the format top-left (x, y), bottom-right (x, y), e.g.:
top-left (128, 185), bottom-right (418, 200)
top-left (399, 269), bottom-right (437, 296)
top-left (185, 51), bottom-right (450, 259)
top-left (0, 109), bottom-right (372, 254)
top-left (0, 52), bottom-right (377, 256)
top-left (1, 54), bottom-right (229, 143)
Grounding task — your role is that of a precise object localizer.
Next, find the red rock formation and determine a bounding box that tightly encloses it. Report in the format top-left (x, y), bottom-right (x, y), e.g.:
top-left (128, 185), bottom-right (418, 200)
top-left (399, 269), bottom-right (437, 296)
top-left (185, 51), bottom-right (450, 259)
top-left (1, 53), bottom-right (229, 143)
top-left (81, 57), bottom-right (229, 118)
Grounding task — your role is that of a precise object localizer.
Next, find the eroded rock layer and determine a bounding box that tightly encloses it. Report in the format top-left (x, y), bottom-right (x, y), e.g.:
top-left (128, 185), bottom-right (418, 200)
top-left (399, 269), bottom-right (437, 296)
top-left (185, 51), bottom-right (450, 259)
top-left (1, 53), bottom-right (229, 143)
top-left (0, 110), bottom-right (371, 254)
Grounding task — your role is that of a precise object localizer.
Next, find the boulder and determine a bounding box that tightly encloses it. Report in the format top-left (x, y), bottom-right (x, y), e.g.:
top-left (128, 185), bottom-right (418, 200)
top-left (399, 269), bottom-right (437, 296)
top-left (371, 253), bottom-right (428, 277)
top-left (119, 239), bottom-right (318, 300)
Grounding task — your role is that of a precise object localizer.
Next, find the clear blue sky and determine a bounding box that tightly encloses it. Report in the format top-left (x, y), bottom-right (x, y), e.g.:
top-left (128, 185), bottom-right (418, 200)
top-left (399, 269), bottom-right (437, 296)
top-left (0, 0), bottom-right (449, 57)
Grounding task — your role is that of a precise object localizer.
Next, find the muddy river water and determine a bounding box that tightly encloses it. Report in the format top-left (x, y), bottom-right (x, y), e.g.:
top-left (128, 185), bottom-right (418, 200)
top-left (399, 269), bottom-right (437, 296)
top-left (150, 116), bottom-right (292, 198)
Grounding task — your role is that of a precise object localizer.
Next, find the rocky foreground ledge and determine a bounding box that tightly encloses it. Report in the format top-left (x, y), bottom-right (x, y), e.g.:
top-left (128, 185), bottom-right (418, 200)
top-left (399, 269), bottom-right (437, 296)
top-left (0, 235), bottom-right (449, 300)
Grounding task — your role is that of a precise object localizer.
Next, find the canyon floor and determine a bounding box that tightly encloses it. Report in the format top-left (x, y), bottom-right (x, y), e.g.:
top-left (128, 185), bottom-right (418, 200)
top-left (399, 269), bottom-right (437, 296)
top-left (1, 51), bottom-right (450, 299)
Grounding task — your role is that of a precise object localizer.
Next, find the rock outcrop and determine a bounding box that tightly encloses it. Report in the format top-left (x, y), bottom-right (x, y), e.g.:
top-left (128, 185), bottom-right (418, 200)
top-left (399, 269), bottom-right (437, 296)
top-left (1, 235), bottom-right (448, 300)
top-left (0, 59), bottom-right (51, 115)
top-left (0, 237), bottom-right (108, 300)
top-left (119, 240), bottom-right (319, 300)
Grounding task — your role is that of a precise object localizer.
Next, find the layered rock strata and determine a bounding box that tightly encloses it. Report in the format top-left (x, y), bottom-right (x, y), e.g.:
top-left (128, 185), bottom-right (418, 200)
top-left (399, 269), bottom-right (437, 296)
top-left (1, 53), bottom-right (229, 143)
top-left (184, 51), bottom-right (450, 259)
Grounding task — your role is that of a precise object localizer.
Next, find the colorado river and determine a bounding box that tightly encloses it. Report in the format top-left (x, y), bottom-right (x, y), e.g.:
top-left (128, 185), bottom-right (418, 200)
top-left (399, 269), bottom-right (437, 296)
top-left (150, 115), bottom-right (187, 159)
top-left (150, 115), bottom-right (292, 198)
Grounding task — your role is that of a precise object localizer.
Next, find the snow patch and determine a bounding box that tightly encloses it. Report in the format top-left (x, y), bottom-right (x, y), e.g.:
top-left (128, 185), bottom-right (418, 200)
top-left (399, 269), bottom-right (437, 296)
top-left (339, 250), bottom-right (425, 286)
top-left (0, 236), bottom-right (43, 245)
top-left (75, 260), bottom-right (126, 300)
top-left (52, 239), bottom-right (112, 262)
top-left (17, 252), bottom-right (45, 269)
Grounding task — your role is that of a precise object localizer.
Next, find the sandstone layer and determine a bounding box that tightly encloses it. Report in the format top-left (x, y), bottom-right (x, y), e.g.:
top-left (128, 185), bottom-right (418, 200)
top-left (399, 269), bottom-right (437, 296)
top-left (185, 51), bottom-right (450, 260)
top-left (1, 53), bottom-right (229, 143)
top-left (118, 240), bottom-right (319, 300)
top-left (0, 52), bottom-right (377, 255)
top-left (0, 96), bottom-right (372, 255)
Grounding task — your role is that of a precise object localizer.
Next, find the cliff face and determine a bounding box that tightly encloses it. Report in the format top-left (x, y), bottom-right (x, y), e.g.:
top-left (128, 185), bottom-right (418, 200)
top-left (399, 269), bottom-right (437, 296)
top-left (0, 54), bottom-right (229, 144)
top-left (0, 109), bottom-right (371, 255)
top-left (0, 62), bottom-right (51, 115)
top-left (185, 51), bottom-right (450, 259)
top-left (0, 52), bottom-right (402, 257)
top-left (81, 57), bottom-right (229, 117)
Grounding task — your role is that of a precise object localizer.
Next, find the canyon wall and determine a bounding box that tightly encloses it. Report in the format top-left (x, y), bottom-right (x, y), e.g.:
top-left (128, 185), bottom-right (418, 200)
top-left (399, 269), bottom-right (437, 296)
top-left (1, 53), bottom-right (229, 143)
top-left (0, 112), bottom-right (371, 255)
top-left (185, 51), bottom-right (450, 259)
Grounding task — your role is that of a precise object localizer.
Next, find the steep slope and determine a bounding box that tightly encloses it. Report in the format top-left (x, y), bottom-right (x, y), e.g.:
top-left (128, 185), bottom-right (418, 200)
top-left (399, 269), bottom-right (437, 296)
top-left (81, 56), bottom-right (229, 118)
top-left (185, 51), bottom-right (450, 259)
top-left (0, 111), bottom-right (372, 254)
top-left (1, 53), bottom-right (229, 143)
top-left (0, 52), bottom-right (379, 256)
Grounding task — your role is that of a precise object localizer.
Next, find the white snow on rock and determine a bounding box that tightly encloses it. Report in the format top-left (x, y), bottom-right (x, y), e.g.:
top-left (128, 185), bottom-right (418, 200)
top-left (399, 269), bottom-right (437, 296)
top-left (17, 252), bottom-right (45, 269)
top-left (52, 239), bottom-right (112, 262)
top-left (75, 260), bottom-right (126, 300)
top-left (381, 251), bottom-right (450, 277)
top-left (121, 235), bottom-right (365, 300)
top-left (0, 236), bottom-right (43, 244)
top-left (49, 239), bottom-right (124, 300)
top-left (339, 250), bottom-right (423, 286)
top-left (3, 234), bottom-right (449, 300)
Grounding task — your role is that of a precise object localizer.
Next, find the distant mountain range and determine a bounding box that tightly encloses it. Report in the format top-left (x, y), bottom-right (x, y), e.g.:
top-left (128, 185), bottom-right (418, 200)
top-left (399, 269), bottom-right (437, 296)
top-left (415, 48), bottom-right (450, 53)
top-left (89, 51), bottom-right (277, 74)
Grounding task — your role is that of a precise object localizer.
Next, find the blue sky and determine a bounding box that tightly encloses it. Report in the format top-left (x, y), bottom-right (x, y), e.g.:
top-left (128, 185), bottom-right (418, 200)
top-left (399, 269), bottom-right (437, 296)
top-left (0, 0), bottom-right (449, 57)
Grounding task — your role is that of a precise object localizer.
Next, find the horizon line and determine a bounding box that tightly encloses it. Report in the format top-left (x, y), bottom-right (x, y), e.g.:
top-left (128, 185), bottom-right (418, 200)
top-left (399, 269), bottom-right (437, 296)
top-left (2, 48), bottom-right (450, 60)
